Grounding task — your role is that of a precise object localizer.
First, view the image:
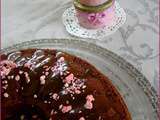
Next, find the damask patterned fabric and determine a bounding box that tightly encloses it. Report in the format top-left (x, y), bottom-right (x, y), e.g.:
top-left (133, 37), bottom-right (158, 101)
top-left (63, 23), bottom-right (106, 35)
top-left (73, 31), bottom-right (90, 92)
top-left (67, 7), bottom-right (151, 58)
top-left (2, 0), bottom-right (159, 90)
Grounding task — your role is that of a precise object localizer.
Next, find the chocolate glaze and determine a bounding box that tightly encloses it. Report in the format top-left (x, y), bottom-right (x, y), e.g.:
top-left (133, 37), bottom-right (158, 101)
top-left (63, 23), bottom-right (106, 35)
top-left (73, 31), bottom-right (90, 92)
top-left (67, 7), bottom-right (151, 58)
top-left (1, 49), bottom-right (131, 120)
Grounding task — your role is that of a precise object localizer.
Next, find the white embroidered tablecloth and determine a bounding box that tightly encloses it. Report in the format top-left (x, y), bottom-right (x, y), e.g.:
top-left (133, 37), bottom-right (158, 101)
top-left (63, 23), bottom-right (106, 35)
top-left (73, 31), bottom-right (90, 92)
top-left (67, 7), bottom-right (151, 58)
top-left (2, 0), bottom-right (159, 90)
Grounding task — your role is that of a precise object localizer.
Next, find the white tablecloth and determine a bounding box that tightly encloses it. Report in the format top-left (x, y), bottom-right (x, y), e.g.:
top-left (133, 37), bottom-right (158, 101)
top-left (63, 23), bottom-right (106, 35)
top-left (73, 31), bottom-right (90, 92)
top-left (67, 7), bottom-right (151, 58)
top-left (2, 0), bottom-right (159, 90)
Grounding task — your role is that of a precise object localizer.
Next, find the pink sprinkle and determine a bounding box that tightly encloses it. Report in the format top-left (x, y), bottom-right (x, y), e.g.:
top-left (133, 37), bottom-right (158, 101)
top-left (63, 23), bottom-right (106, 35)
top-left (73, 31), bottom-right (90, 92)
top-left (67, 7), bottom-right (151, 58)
top-left (79, 110), bottom-right (82, 113)
top-left (86, 95), bottom-right (95, 102)
top-left (49, 118), bottom-right (52, 120)
top-left (66, 100), bottom-right (69, 104)
top-left (1, 68), bottom-right (10, 77)
top-left (59, 104), bottom-right (63, 109)
top-left (43, 66), bottom-right (48, 68)
top-left (33, 94), bottom-right (37, 98)
top-left (72, 96), bottom-right (75, 100)
top-left (84, 95), bottom-right (95, 110)
top-left (64, 73), bottom-right (74, 84)
top-left (52, 93), bottom-right (59, 100)
top-left (50, 110), bottom-right (54, 115)
top-left (45, 72), bottom-right (49, 76)
top-left (75, 89), bottom-right (81, 94)
top-left (15, 75), bottom-right (20, 81)
top-left (61, 105), bottom-right (72, 113)
top-left (48, 101), bottom-right (51, 104)
top-left (32, 115), bottom-right (38, 119)
top-left (40, 75), bottom-right (46, 85)
top-left (82, 85), bottom-right (87, 89)
top-left (24, 72), bottom-right (30, 83)
top-left (45, 67), bottom-right (50, 71)
top-left (84, 101), bottom-right (93, 110)
top-left (0, 60), bottom-right (17, 77)
top-left (11, 75), bottom-right (14, 79)
top-left (16, 89), bottom-right (19, 92)
top-left (4, 93), bottom-right (9, 98)
top-left (79, 117), bottom-right (85, 120)
top-left (7, 76), bottom-right (11, 79)
top-left (3, 80), bottom-right (8, 84)
top-left (0, 60), bottom-right (17, 76)
top-left (54, 111), bottom-right (57, 114)
top-left (19, 71), bottom-right (23, 74)
top-left (64, 83), bottom-right (69, 87)
top-left (2, 85), bottom-right (8, 90)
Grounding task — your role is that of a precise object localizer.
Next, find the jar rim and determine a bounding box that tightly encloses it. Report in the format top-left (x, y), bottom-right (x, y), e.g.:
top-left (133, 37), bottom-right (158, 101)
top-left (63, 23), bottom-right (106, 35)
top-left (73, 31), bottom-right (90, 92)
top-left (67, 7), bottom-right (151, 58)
top-left (74, 0), bottom-right (114, 13)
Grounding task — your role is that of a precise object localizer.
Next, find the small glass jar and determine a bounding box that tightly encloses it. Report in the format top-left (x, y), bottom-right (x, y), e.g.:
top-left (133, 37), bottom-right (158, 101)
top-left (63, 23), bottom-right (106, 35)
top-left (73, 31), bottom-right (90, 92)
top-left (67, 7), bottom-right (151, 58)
top-left (74, 0), bottom-right (115, 29)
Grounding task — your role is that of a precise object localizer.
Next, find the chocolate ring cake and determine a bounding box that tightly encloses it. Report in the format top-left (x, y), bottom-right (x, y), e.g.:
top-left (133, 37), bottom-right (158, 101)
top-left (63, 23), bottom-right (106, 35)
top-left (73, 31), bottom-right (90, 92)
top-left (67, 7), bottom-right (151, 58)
top-left (1, 49), bottom-right (131, 120)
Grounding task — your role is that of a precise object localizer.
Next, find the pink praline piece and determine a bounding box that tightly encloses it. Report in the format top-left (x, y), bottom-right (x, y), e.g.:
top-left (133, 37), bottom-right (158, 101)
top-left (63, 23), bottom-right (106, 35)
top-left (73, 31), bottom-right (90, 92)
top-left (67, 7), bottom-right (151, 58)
top-left (0, 60), bottom-right (17, 77)
top-left (61, 105), bottom-right (72, 113)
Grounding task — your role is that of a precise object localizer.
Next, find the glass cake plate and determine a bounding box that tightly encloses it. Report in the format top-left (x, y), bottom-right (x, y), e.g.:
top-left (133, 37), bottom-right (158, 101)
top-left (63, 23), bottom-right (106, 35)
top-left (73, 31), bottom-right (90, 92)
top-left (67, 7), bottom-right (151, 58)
top-left (1, 39), bottom-right (158, 120)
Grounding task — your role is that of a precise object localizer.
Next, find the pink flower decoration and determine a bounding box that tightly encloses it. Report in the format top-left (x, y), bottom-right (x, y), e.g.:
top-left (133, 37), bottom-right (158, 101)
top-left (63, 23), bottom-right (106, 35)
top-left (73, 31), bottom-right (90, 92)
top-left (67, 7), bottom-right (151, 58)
top-left (88, 13), bottom-right (106, 24)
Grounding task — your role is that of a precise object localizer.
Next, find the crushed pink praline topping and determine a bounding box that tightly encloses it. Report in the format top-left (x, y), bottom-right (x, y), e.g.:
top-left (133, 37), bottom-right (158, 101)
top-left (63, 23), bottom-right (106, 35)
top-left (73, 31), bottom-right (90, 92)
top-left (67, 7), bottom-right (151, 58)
top-left (45, 72), bottom-right (49, 76)
top-left (24, 72), bottom-right (30, 83)
top-left (62, 73), bottom-right (86, 95)
top-left (63, 73), bottom-right (74, 84)
top-left (50, 109), bottom-right (54, 115)
top-left (86, 94), bottom-right (95, 102)
top-left (84, 95), bottom-right (95, 110)
top-left (51, 57), bottom-right (67, 77)
top-left (33, 94), bottom-right (38, 98)
top-left (52, 93), bottom-right (59, 100)
top-left (79, 117), bottom-right (85, 120)
top-left (84, 101), bottom-right (93, 109)
top-left (19, 70), bottom-right (23, 74)
top-left (61, 105), bottom-right (72, 113)
top-left (59, 104), bottom-right (63, 109)
top-left (0, 60), bottom-right (17, 77)
top-left (2, 84), bottom-right (8, 90)
top-left (4, 93), bottom-right (9, 98)
top-left (40, 75), bottom-right (46, 85)
top-left (15, 75), bottom-right (20, 81)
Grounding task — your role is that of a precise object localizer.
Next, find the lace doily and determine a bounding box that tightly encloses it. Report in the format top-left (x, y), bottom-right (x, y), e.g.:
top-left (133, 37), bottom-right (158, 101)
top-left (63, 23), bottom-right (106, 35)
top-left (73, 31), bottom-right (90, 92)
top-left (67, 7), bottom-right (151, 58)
top-left (62, 2), bottom-right (126, 39)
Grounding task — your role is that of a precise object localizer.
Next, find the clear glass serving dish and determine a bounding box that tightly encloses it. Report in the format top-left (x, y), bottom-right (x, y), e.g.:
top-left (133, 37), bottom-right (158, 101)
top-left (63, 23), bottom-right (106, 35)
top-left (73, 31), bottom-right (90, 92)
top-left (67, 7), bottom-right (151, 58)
top-left (1, 38), bottom-right (158, 120)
